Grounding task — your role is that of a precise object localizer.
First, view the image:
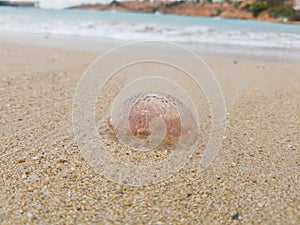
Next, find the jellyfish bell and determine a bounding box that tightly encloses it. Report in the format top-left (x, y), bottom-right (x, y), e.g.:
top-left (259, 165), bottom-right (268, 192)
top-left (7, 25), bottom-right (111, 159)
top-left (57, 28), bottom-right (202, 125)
top-left (109, 92), bottom-right (198, 149)
top-left (127, 93), bottom-right (182, 143)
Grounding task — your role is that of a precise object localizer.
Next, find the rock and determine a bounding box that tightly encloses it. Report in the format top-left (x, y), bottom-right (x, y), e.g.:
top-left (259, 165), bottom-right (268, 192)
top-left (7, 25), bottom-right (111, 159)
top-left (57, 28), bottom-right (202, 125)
top-left (69, 0), bottom-right (285, 23)
top-left (232, 213), bottom-right (243, 220)
top-left (239, 0), bottom-right (256, 10)
top-left (220, 10), bottom-right (254, 20)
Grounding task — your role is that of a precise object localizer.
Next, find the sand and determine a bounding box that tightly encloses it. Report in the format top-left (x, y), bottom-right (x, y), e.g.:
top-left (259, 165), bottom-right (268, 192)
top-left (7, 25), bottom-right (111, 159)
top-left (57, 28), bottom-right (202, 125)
top-left (0, 40), bottom-right (299, 224)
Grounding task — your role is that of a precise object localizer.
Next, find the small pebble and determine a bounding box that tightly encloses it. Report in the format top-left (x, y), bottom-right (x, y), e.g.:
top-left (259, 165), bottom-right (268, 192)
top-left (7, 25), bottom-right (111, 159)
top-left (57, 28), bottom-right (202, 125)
top-left (17, 159), bottom-right (25, 163)
top-left (232, 213), bottom-right (243, 220)
top-left (29, 173), bottom-right (39, 181)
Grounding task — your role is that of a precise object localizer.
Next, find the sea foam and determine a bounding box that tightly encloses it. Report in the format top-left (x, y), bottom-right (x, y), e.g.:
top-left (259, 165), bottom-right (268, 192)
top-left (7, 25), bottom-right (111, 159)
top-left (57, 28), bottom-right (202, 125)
top-left (0, 7), bottom-right (300, 50)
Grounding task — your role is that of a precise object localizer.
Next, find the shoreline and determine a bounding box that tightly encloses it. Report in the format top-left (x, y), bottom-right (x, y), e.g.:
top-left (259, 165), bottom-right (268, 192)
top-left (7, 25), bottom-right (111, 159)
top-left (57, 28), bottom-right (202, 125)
top-left (1, 6), bottom-right (300, 57)
top-left (1, 30), bottom-right (299, 62)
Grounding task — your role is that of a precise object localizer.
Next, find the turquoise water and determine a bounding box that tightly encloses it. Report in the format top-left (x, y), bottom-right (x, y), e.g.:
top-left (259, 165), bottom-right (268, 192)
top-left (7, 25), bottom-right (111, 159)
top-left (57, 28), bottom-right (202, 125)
top-left (0, 6), bottom-right (300, 49)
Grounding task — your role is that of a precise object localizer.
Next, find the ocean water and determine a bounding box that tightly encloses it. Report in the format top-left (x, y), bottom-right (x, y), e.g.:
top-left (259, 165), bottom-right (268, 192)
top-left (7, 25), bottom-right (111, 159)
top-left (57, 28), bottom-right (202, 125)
top-left (0, 6), bottom-right (300, 50)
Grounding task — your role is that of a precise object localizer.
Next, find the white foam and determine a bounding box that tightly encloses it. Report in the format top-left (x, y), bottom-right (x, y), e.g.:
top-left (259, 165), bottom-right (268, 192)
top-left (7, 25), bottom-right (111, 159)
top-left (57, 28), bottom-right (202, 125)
top-left (0, 8), bottom-right (300, 50)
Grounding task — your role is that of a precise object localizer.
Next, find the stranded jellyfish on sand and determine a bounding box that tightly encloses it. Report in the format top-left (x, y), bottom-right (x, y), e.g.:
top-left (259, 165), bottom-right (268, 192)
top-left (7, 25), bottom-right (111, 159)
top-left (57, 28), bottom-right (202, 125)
top-left (109, 92), bottom-right (198, 147)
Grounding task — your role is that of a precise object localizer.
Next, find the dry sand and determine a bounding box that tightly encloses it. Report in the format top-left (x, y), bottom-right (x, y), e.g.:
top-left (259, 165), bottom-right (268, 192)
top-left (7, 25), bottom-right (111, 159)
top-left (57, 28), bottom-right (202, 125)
top-left (0, 40), bottom-right (299, 224)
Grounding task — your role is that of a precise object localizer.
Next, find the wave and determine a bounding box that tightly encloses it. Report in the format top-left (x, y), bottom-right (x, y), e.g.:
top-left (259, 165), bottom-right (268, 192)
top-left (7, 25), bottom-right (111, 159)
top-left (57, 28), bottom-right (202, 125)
top-left (1, 7), bottom-right (300, 50)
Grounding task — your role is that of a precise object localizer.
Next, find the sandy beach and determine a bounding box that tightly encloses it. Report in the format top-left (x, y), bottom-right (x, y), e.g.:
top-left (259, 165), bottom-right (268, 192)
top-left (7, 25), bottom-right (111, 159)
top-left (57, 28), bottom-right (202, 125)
top-left (0, 38), bottom-right (299, 224)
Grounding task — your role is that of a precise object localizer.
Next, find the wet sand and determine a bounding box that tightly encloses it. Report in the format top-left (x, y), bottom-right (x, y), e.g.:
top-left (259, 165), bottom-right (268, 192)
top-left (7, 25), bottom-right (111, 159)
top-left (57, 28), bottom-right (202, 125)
top-left (0, 40), bottom-right (299, 224)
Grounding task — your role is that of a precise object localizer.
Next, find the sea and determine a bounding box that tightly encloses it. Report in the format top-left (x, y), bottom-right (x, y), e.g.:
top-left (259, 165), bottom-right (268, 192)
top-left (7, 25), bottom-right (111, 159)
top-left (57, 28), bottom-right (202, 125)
top-left (0, 6), bottom-right (300, 54)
